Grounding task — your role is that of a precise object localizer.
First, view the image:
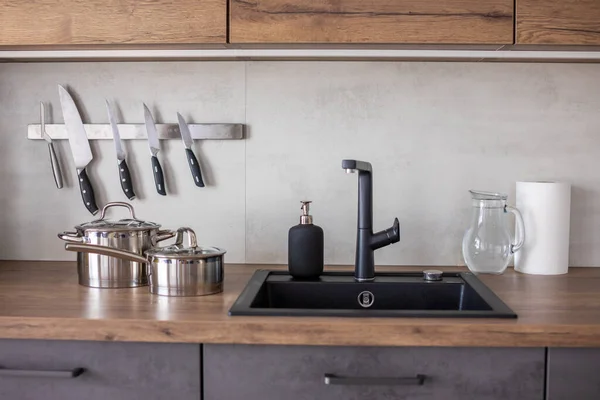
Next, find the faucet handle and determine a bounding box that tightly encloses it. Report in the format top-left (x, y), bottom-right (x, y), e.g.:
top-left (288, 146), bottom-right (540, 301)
top-left (391, 218), bottom-right (400, 240)
top-left (371, 218), bottom-right (401, 250)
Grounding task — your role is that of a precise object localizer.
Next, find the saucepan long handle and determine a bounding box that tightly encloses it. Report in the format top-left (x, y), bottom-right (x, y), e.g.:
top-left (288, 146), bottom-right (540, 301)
top-left (64, 243), bottom-right (147, 264)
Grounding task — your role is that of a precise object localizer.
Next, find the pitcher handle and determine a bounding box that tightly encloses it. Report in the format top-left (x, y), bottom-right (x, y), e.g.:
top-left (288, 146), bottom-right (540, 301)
top-left (505, 205), bottom-right (525, 254)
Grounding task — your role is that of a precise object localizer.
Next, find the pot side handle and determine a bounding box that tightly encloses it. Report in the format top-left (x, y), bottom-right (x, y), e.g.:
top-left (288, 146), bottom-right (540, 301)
top-left (57, 232), bottom-right (84, 243)
top-left (154, 229), bottom-right (176, 243)
top-left (64, 243), bottom-right (147, 264)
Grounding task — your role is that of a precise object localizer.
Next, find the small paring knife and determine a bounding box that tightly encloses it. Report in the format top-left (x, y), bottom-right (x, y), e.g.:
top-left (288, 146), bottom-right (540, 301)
top-left (40, 102), bottom-right (63, 189)
top-left (177, 113), bottom-right (205, 188)
top-left (143, 104), bottom-right (166, 196)
top-left (58, 85), bottom-right (99, 215)
top-left (106, 100), bottom-right (136, 200)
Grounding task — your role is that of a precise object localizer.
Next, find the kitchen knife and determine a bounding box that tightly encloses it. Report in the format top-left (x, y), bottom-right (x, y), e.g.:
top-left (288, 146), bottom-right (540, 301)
top-left (143, 104), bottom-right (166, 196)
top-left (40, 102), bottom-right (63, 189)
top-left (177, 113), bottom-right (205, 188)
top-left (106, 100), bottom-right (136, 200)
top-left (58, 85), bottom-right (99, 215)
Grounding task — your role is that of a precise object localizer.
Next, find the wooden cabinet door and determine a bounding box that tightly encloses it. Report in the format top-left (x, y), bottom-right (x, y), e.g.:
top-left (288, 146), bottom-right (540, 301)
top-left (547, 348), bottom-right (600, 400)
top-left (204, 344), bottom-right (544, 400)
top-left (0, 340), bottom-right (201, 400)
top-left (517, 0), bottom-right (600, 44)
top-left (0, 0), bottom-right (226, 46)
top-left (230, 0), bottom-right (514, 44)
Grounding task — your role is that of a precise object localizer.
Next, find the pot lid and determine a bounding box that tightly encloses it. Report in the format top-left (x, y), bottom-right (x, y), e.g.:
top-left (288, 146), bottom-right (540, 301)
top-left (145, 227), bottom-right (226, 259)
top-left (75, 202), bottom-right (160, 232)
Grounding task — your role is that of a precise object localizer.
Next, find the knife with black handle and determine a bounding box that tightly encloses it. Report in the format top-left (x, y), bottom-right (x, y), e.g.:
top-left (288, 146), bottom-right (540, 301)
top-left (58, 85), bottom-right (99, 215)
top-left (77, 168), bottom-right (98, 214)
top-left (144, 103), bottom-right (167, 196)
top-left (151, 155), bottom-right (166, 195)
top-left (118, 160), bottom-right (135, 199)
top-left (106, 100), bottom-right (136, 200)
top-left (177, 113), bottom-right (205, 187)
top-left (185, 148), bottom-right (204, 187)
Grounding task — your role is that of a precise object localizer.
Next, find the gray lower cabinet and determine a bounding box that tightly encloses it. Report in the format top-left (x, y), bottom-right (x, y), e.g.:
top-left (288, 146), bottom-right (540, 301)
top-left (547, 348), bottom-right (600, 400)
top-left (0, 340), bottom-right (200, 400)
top-left (204, 344), bottom-right (545, 400)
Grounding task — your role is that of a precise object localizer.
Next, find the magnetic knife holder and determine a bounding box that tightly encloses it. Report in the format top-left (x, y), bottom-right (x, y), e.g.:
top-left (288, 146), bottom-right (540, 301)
top-left (27, 123), bottom-right (244, 140)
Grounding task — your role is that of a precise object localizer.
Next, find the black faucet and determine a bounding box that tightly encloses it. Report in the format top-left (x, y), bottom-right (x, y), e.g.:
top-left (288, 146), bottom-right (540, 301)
top-left (342, 160), bottom-right (400, 282)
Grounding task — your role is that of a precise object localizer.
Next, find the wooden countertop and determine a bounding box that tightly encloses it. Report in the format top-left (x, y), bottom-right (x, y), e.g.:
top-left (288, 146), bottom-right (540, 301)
top-left (1, 261), bottom-right (600, 347)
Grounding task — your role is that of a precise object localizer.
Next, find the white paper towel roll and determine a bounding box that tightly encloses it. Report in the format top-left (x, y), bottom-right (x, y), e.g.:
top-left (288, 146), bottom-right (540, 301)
top-left (514, 181), bottom-right (571, 275)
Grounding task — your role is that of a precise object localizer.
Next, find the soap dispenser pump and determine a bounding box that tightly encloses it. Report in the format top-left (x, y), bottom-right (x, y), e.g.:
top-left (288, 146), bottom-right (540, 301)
top-left (288, 201), bottom-right (324, 279)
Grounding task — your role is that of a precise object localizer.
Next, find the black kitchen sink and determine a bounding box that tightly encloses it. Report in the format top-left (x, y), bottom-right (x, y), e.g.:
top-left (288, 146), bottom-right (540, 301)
top-left (229, 270), bottom-right (516, 318)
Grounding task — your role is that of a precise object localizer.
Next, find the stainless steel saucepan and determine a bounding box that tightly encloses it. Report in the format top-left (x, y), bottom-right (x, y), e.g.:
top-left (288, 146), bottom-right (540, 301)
top-left (58, 202), bottom-right (175, 288)
top-left (65, 227), bottom-right (225, 297)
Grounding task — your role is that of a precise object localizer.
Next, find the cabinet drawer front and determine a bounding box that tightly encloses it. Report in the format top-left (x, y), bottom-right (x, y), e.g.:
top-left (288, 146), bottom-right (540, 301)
top-left (0, 0), bottom-right (226, 46)
top-left (230, 0), bottom-right (514, 44)
top-left (204, 345), bottom-right (544, 400)
top-left (0, 340), bottom-right (200, 400)
top-left (547, 348), bottom-right (600, 400)
top-left (517, 0), bottom-right (600, 45)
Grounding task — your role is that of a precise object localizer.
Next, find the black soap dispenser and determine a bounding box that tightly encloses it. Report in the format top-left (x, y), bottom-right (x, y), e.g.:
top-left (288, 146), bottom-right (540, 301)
top-left (288, 201), bottom-right (324, 279)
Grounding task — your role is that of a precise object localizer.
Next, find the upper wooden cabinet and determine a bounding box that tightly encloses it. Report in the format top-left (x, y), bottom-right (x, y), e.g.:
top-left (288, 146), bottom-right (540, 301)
top-left (517, 0), bottom-right (600, 44)
top-left (230, 0), bottom-right (514, 44)
top-left (0, 0), bottom-right (226, 46)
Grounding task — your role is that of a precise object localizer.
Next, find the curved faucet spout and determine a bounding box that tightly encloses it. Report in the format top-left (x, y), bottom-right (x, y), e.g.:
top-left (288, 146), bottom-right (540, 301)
top-left (342, 160), bottom-right (401, 282)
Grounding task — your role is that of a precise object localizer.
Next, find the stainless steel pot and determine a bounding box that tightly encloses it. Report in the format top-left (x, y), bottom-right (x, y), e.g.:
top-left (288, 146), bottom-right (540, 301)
top-left (58, 202), bottom-right (175, 288)
top-left (65, 227), bottom-right (225, 297)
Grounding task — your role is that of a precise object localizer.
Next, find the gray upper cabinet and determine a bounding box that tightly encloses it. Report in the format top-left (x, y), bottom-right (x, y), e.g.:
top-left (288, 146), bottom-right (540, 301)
top-left (204, 344), bottom-right (545, 400)
top-left (547, 348), bottom-right (600, 400)
top-left (0, 340), bottom-right (201, 400)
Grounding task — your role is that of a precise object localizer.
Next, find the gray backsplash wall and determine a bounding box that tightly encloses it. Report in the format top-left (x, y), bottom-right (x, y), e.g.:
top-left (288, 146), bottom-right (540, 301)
top-left (1, 62), bottom-right (600, 266)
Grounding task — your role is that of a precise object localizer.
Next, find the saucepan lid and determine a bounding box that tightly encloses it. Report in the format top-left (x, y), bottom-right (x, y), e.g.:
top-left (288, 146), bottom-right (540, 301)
top-left (145, 227), bottom-right (226, 260)
top-left (75, 202), bottom-right (160, 232)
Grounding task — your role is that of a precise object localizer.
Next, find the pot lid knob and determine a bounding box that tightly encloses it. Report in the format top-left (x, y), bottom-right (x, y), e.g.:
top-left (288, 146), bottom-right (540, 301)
top-left (174, 227), bottom-right (198, 249)
top-left (96, 202), bottom-right (137, 222)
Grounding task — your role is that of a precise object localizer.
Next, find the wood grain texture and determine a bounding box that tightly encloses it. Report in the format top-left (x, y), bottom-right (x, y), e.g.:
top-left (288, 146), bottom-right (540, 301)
top-left (0, 0), bottom-right (226, 46)
top-left (517, 0), bottom-right (600, 44)
top-left (1, 261), bottom-right (600, 347)
top-left (230, 0), bottom-right (514, 44)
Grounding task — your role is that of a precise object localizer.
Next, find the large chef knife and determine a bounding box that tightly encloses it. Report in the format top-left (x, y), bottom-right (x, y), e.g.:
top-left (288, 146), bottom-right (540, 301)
top-left (143, 104), bottom-right (166, 196)
top-left (106, 100), bottom-right (136, 200)
top-left (40, 102), bottom-right (63, 189)
top-left (58, 85), bottom-right (99, 215)
top-left (177, 113), bottom-right (205, 187)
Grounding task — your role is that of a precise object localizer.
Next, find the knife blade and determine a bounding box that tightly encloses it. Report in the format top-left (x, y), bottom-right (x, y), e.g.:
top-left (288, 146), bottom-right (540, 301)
top-left (106, 100), bottom-right (136, 200)
top-left (58, 85), bottom-right (98, 215)
top-left (177, 113), bottom-right (205, 188)
top-left (143, 104), bottom-right (166, 196)
top-left (41, 102), bottom-right (63, 189)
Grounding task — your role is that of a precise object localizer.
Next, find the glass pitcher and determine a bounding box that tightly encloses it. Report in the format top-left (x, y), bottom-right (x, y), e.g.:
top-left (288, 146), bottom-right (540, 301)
top-left (462, 190), bottom-right (525, 274)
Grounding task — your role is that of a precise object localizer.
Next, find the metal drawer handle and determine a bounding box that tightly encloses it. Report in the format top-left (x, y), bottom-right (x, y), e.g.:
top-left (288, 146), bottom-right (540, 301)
top-left (324, 373), bottom-right (426, 386)
top-left (0, 367), bottom-right (85, 379)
